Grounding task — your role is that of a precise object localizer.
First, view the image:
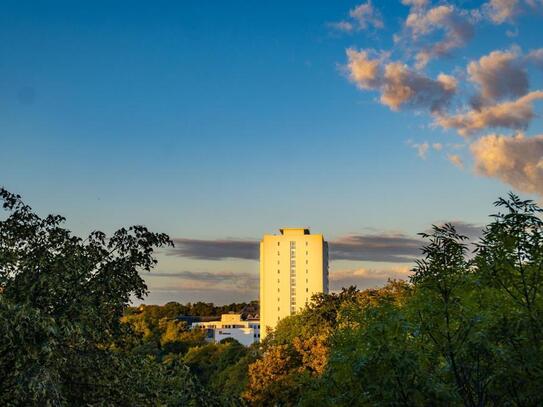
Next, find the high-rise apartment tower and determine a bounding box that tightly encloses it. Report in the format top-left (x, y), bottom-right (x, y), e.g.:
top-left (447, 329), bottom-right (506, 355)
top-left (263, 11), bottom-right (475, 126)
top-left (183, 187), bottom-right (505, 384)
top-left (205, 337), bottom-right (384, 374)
top-left (259, 228), bottom-right (328, 339)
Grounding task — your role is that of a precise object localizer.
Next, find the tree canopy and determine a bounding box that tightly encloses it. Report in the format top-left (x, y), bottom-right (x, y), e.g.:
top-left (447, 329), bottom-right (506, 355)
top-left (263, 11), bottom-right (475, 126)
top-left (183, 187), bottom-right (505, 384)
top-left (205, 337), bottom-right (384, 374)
top-left (0, 188), bottom-right (227, 406)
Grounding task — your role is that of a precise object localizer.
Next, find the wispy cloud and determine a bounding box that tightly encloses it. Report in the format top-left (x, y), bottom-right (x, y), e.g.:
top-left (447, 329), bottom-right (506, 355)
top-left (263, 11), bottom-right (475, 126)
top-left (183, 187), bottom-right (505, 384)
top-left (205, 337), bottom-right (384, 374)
top-left (169, 238), bottom-right (258, 260)
top-left (403, 4), bottom-right (475, 68)
top-left (330, 266), bottom-right (412, 290)
top-left (484, 0), bottom-right (522, 24)
top-left (435, 91), bottom-right (543, 136)
top-left (330, 234), bottom-right (423, 262)
top-left (329, 1), bottom-right (384, 33)
top-left (169, 233), bottom-right (425, 263)
top-left (426, 221), bottom-right (483, 240)
top-left (408, 140), bottom-right (444, 159)
top-left (447, 154), bottom-right (464, 169)
top-left (149, 270), bottom-right (259, 290)
top-left (151, 221), bottom-right (483, 303)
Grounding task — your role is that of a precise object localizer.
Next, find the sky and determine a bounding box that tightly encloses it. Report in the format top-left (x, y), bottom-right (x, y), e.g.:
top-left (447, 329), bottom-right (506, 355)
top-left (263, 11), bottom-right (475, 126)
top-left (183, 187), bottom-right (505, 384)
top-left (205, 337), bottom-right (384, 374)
top-left (1, 0), bottom-right (543, 304)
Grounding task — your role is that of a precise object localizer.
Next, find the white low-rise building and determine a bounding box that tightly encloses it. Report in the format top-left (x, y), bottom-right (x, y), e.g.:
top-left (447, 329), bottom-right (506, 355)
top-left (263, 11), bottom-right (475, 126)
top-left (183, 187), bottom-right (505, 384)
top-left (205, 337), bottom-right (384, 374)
top-left (192, 313), bottom-right (260, 346)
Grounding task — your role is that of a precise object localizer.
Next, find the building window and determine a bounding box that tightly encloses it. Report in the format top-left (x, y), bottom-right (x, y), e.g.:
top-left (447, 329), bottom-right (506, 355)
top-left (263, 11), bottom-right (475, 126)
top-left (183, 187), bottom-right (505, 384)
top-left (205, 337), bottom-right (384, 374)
top-left (278, 288), bottom-right (280, 292)
top-left (277, 242), bottom-right (280, 246)
top-left (306, 288), bottom-right (308, 292)
top-left (289, 241), bottom-right (297, 314)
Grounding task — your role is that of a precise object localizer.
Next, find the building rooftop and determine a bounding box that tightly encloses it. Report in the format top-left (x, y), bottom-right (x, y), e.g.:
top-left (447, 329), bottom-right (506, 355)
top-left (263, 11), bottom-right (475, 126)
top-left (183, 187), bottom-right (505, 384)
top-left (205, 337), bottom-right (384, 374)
top-left (279, 228), bottom-right (310, 235)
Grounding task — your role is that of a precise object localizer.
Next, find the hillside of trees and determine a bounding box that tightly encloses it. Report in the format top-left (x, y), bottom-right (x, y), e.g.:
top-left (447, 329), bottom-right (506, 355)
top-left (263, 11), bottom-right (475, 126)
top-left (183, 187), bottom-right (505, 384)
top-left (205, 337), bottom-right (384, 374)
top-left (125, 300), bottom-right (259, 319)
top-left (2, 187), bottom-right (543, 406)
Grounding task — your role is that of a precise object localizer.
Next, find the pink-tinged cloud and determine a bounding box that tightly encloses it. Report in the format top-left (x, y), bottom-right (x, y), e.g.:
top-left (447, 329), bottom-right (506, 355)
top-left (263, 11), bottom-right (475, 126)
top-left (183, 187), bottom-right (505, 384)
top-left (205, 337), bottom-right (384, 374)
top-left (484, 0), bottom-right (522, 23)
top-left (404, 4), bottom-right (474, 68)
top-left (330, 1), bottom-right (383, 33)
top-left (346, 49), bottom-right (457, 112)
top-left (435, 91), bottom-right (543, 136)
top-left (330, 266), bottom-right (412, 291)
top-left (471, 133), bottom-right (543, 195)
top-left (468, 49), bottom-right (529, 105)
top-left (448, 154), bottom-right (464, 169)
top-left (401, 0), bottom-right (428, 9)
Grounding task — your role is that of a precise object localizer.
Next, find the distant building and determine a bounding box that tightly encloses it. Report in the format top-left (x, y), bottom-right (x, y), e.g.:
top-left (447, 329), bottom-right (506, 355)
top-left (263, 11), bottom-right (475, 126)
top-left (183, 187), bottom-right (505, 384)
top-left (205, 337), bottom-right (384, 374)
top-left (175, 315), bottom-right (219, 325)
top-left (192, 313), bottom-right (260, 346)
top-left (259, 228), bottom-right (329, 339)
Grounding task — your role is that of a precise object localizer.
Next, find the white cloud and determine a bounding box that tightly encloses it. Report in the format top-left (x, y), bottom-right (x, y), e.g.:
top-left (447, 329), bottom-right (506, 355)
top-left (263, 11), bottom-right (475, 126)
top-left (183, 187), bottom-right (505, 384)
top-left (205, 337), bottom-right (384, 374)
top-left (330, 266), bottom-right (412, 291)
top-left (349, 1), bottom-right (384, 30)
top-left (409, 141), bottom-right (444, 159)
top-left (404, 5), bottom-right (474, 68)
top-left (346, 49), bottom-right (457, 112)
top-left (468, 48), bottom-right (529, 105)
top-left (484, 0), bottom-right (522, 23)
top-left (330, 1), bottom-right (383, 32)
top-left (401, 0), bottom-right (428, 9)
top-left (482, 0), bottom-right (543, 24)
top-left (328, 21), bottom-right (354, 32)
top-left (435, 91), bottom-right (543, 136)
top-left (471, 133), bottom-right (543, 195)
top-left (448, 154), bottom-right (464, 169)
top-left (416, 142), bottom-right (430, 159)
top-left (527, 48), bottom-right (543, 68)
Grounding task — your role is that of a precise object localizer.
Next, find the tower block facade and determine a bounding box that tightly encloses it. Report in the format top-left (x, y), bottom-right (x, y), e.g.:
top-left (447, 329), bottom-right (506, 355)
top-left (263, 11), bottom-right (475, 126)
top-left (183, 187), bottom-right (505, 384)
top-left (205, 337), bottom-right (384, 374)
top-left (259, 228), bottom-right (328, 339)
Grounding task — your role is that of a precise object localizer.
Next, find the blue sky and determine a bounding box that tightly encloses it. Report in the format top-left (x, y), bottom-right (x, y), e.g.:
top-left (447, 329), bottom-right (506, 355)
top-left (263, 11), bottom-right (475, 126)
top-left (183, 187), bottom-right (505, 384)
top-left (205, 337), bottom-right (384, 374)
top-left (1, 0), bottom-right (543, 304)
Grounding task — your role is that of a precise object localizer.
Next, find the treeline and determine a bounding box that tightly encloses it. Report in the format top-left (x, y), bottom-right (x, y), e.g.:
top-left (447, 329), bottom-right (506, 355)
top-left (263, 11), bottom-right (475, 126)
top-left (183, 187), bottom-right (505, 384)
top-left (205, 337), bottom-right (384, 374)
top-left (121, 301), bottom-right (257, 397)
top-left (2, 188), bottom-right (543, 406)
top-left (125, 299), bottom-right (259, 319)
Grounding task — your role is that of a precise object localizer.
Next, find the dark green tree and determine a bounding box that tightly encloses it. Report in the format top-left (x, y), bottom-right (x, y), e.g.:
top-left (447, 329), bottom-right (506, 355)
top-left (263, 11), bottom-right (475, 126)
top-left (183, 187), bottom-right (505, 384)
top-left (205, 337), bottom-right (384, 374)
top-left (0, 188), bottom-right (224, 406)
top-left (474, 194), bottom-right (543, 404)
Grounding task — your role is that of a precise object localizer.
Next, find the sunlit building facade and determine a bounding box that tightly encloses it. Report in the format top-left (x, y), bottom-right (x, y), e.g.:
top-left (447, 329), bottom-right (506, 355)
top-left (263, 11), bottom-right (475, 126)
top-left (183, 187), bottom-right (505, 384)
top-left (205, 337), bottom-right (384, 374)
top-left (192, 313), bottom-right (260, 346)
top-left (259, 228), bottom-right (328, 339)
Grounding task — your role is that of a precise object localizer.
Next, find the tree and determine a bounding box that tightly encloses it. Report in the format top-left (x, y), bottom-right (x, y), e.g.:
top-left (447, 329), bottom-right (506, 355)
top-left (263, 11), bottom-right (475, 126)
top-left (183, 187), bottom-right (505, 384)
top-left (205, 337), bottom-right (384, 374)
top-left (0, 188), bottom-right (222, 405)
top-left (301, 280), bottom-right (424, 406)
top-left (243, 287), bottom-right (361, 405)
top-left (474, 194), bottom-right (543, 404)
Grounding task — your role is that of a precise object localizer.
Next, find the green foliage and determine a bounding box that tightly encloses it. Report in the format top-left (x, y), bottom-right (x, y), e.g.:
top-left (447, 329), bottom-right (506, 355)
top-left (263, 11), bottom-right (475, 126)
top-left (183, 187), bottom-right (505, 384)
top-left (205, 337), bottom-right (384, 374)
top-left (183, 340), bottom-right (247, 385)
top-left (122, 311), bottom-right (207, 356)
top-left (247, 193), bottom-right (543, 406)
top-left (0, 188), bottom-right (228, 406)
top-left (125, 300), bottom-right (258, 320)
